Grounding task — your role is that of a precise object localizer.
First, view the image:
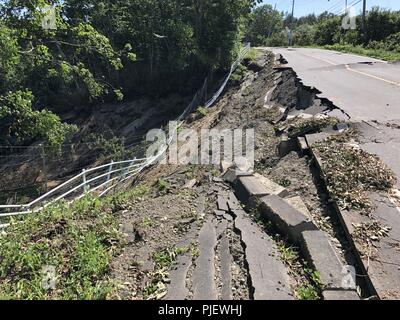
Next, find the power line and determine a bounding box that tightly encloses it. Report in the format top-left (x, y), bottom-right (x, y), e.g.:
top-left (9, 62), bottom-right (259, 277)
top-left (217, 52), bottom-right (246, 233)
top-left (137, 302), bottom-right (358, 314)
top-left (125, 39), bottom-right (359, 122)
top-left (327, 0), bottom-right (345, 13)
top-left (333, 0), bottom-right (362, 15)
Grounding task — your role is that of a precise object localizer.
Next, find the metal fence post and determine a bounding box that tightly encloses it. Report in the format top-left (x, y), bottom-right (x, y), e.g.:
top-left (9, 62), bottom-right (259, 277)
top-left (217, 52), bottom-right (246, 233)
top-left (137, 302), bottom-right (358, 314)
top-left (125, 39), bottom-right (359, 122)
top-left (82, 169), bottom-right (89, 193)
top-left (122, 158), bottom-right (136, 180)
top-left (107, 160), bottom-right (114, 182)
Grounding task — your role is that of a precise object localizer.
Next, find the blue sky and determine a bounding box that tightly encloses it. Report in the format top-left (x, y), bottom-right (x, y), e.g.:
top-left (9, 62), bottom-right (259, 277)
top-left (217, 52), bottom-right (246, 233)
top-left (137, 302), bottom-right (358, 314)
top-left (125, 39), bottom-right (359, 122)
top-left (261, 0), bottom-right (400, 17)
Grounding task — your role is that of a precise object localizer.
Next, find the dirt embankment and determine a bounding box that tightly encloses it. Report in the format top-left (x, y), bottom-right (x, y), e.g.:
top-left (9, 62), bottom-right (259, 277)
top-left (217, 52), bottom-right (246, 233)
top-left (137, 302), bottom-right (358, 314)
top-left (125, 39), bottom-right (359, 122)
top-left (0, 93), bottom-right (192, 204)
top-left (108, 50), bottom-right (364, 300)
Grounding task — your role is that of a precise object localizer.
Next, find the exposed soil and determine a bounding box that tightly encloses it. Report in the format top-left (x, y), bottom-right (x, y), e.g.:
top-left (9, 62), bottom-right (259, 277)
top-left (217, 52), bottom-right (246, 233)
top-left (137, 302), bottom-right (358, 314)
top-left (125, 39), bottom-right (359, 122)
top-left (107, 49), bottom-right (363, 300)
top-left (110, 190), bottom-right (199, 300)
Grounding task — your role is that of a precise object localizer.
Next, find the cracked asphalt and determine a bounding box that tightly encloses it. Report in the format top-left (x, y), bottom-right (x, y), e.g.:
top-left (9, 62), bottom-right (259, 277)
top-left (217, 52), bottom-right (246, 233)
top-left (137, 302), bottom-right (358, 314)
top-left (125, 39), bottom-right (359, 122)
top-left (267, 47), bottom-right (400, 188)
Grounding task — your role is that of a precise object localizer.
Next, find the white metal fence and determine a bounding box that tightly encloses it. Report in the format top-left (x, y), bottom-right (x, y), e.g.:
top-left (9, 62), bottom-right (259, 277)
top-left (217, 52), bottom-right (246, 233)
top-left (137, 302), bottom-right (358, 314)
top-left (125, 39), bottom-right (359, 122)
top-left (0, 44), bottom-right (251, 228)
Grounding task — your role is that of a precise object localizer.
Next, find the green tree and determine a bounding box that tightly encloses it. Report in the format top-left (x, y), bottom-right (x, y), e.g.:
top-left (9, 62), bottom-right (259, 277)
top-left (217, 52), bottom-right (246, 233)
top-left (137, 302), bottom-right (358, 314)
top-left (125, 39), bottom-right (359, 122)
top-left (294, 24), bottom-right (316, 46)
top-left (246, 4), bottom-right (284, 46)
top-left (313, 16), bottom-right (342, 45)
top-left (0, 90), bottom-right (77, 149)
top-left (0, 0), bottom-right (259, 148)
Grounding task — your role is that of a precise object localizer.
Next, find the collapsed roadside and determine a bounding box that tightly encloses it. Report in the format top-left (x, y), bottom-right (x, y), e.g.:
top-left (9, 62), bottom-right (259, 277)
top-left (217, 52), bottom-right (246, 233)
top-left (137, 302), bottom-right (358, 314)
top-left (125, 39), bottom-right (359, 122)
top-left (1, 49), bottom-right (399, 300)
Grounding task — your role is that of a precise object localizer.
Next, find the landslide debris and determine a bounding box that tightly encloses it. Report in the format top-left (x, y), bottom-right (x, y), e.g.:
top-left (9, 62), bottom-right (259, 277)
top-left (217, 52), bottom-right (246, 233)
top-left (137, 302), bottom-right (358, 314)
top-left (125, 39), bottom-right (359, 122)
top-left (313, 131), bottom-right (397, 212)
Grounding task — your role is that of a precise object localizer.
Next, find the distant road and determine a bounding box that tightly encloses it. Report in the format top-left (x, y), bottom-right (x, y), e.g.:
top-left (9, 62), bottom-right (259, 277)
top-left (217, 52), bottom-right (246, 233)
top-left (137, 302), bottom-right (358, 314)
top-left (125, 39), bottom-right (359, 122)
top-left (267, 47), bottom-right (400, 123)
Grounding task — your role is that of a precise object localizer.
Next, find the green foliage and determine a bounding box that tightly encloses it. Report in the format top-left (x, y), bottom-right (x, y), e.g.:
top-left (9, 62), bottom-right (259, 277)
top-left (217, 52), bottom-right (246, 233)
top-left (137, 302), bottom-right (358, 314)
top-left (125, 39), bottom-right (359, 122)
top-left (296, 284), bottom-right (320, 300)
top-left (293, 24), bottom-right (316, 46)
top-left (296, 268), bottom-right (322, 300)
top-left (0, 0), bottom-right (260, 150)
top-left (153, 249), bottom-right (175, 269)
top-left (246, 6), bottom-right (400, 62)
top-left (0, 90), bottom-right (77, 149)
top-left (324, 44), bottom-right (400, 62)
top-left (0, 23), bottom-right (20, 92)
top-left (246, 4), bottom-right (284, 46)
top-left (0, 183), bottom-right (151, 299)
top-left (367, 32), bottom-right (400, 52)
top-left (278, 178), bottom-right (291, 188)
top-left (313, 16), bottom-right (342, 46)
top-left (0, 194), bottom-right (126, 299)
top-left (85, 133), bottom-right (129, 161)
top-left (157, 179), bottom-right (170, 192)
top-left (305, 268), bottom-right (323, 289)
top-left (153, 247), bottom-right (187, 269)
top-left (364, 7), bottom-right (400, 43)
top-left (314, 132), bottom-right (396, 211)
top-left (243, 48), bottom-right (260, 63)
top-left (230, 63), bottom-right (248, 84)
top-left (196, 106), bottom-right (208, 118)
top-left (265, 31), bottom-right (288, 47)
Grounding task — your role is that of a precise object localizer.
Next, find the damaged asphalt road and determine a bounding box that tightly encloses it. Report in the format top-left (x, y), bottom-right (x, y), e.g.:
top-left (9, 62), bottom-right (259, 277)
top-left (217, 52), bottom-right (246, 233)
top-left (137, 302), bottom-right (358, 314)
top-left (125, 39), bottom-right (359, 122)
top-left (263, 47), bottom-right (400, 299)
top-left (267, 47), bottom-right (400, 189)
top-left (268, 47), bottom-right (400, 123)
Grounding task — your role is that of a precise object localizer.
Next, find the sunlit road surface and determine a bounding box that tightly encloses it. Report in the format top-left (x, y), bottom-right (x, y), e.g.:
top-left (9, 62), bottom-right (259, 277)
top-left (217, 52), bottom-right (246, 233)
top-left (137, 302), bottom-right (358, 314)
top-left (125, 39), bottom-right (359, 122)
top-left (265, 47), bottom-right (400, 189)
top-left (267, 47), bottom-right (400, 123)
top-left (267, 48), bottom-right (400, 300)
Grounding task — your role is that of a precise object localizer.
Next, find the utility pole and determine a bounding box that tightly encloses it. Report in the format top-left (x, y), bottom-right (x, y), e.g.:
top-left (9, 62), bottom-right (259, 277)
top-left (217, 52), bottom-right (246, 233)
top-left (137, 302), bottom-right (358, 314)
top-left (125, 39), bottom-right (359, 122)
top-left (362, 0), bottom-right (367, 43)
top-left (289, 0), bottom-right (295, 46)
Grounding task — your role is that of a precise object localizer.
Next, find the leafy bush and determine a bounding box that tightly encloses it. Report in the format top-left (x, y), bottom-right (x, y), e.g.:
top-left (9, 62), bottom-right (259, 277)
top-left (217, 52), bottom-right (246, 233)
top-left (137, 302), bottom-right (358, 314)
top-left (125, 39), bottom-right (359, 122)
top-left (325, 44), bottom-right (400, 62)
top-left (0, 90), bottom-right (77, 149)
top-left (86, 134), bottom-right (128, 161)
top-left (196, 106), bottom-right (208, 118)
top-left (246, 4), bottom-right (284, 46)
top-left (313, 16), bottom-right (342, 45)
top-left (265, 31), bottom-right (288, 47)
top-left (293, 24), bottom-right (316, 46)
top-left (367, 32), bottom-right (400, 52)
top-left (230, 64), bottom-right (248, 84)
top-left (157, 179), bottom-right (170, 192)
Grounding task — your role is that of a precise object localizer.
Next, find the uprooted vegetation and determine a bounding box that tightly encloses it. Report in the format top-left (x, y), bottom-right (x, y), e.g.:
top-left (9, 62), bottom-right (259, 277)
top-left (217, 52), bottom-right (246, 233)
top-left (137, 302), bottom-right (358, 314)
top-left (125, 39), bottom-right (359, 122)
top-left (144, 246), bottom-right (189, 300)
top-left (313, 131), bottom-right (397, 212)
top-left (0, 185), bottom-right (149, 299)
top-left (283, 117), bottom-right (340, 138)
top-left (352, 220), bottom-right (391, 259)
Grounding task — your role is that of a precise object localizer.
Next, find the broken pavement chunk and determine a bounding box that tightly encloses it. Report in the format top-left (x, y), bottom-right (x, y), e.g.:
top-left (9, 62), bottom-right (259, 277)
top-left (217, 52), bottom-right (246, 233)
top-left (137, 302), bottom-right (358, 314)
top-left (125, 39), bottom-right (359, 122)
top-left (322, 290), bottom-right (360, 300)
top-left (254, 173), bottom-right (289, 198)
top-left (222, 167), bottom-right (252, 184)
top-left (260, 195), bottom-right (317, 243)
top-left (184, 179), bottom-right (197, 189)
top-left (217, 196), bottom-right (229, 212)
top-left (300, 230), bottom-right (354, 290)
top-left (284, 196), bottom-right (312, 220)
